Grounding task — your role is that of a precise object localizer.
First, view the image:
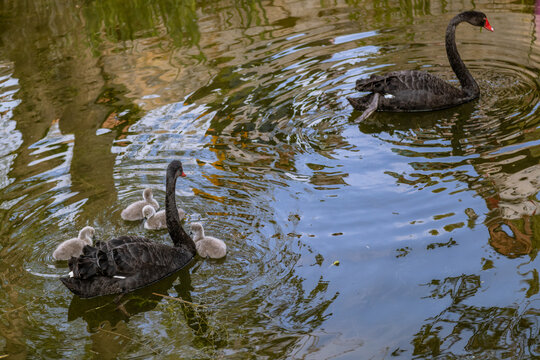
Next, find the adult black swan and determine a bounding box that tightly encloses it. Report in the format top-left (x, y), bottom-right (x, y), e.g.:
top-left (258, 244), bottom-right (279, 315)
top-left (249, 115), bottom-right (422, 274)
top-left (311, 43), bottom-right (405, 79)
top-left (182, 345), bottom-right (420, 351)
top-left (60, 160), bottom-right (196, 298)
top-left (347, 11), bottom-right (494, 121)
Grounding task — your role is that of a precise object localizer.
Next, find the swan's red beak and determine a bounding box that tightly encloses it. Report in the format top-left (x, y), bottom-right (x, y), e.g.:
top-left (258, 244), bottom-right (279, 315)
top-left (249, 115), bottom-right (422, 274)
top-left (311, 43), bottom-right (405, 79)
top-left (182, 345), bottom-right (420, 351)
top-left (180, 172), bottom-right (186, 177)
top-left (484, 18), bottom-right (494, 32)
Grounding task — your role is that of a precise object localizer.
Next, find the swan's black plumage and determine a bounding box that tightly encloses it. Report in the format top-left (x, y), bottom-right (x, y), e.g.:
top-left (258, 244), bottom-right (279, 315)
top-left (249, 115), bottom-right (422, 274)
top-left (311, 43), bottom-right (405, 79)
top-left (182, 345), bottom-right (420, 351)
top-left (347, 11), bottom-right (494, 121)
top-left (60, 160), bottom-right (196, 298)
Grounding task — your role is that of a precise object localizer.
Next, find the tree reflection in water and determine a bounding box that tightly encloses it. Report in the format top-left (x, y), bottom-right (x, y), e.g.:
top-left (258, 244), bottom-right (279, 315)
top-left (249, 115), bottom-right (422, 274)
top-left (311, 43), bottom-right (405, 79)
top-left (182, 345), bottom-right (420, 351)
top-left (0, 0), bottom-right (540, 357)
top-left (413, 272), bottom-right (540, 358)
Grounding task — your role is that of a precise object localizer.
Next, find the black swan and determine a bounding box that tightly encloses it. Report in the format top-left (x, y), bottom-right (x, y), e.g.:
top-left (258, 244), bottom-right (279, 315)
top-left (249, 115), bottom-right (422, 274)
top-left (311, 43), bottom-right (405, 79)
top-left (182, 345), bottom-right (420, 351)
top-left (60, 160), bottom-right (197, 298)
top-left (191, 222), bottom-right (227, 259)
top-left (53, 226), bottom-right (95, 261)
top-left (347, 11), bottom-right (494, 121)
top-left (143, 204), bottom-right (186, 230)
top-left (120, 187), bottom-right (159, 221)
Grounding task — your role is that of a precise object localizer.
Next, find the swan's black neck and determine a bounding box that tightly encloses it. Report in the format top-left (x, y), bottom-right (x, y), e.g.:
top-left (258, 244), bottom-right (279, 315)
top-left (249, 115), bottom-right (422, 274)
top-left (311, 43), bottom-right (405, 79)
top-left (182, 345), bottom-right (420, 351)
top-left (165, 167), bottom-right (196, 253)
top-left (446, 14), bottom-right (480, 99)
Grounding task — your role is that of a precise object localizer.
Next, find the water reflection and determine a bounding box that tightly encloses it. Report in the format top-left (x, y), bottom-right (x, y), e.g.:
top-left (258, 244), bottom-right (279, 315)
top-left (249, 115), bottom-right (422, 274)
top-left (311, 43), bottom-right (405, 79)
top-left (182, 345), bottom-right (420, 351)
top-left (68, 266), bottom-right (216, 336)
top-left (65, 266), bottom-right (225, 358)
top-left (0, 0), bottom-right (539, 358)
top-left (372, 106), bottom-right (540, 258)
top-left (67, 270), bottom-right (187, 330)
top-left (414, 275), bottom-right (540, 358)
top-left (478, 155), bottom-right (540, 258)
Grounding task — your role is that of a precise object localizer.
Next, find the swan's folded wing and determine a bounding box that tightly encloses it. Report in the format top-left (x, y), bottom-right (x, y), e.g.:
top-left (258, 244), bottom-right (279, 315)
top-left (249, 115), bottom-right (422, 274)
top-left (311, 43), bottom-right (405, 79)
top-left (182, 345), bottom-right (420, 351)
top-left (111, 241), bottom-right (184, 275)
top-left (68, 245), bottom-right (116, 279)
top-left (103, 235), bottom-right (153, 248)
top-left (68, 236), bottom-right (175, 279)
top-left (355, 71), bottom-right (462, 97)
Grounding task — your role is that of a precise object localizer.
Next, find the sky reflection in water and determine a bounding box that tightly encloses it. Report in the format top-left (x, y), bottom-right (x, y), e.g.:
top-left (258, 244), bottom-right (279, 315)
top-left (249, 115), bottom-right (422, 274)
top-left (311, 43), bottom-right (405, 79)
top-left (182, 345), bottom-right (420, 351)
top-left (0, 0), bottom-right (539, 358)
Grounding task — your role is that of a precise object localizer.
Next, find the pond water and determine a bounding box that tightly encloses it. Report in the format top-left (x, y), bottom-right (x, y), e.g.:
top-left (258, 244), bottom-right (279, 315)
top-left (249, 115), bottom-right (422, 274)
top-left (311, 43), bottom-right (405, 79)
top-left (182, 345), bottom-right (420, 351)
top-left (0, 0), bottom-right (539, 358)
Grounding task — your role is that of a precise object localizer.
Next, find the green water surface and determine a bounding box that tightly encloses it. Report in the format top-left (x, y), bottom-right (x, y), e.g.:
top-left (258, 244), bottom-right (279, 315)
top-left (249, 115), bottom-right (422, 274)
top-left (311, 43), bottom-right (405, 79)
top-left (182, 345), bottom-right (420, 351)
top-left (0, 0), bottom-right (539, 358)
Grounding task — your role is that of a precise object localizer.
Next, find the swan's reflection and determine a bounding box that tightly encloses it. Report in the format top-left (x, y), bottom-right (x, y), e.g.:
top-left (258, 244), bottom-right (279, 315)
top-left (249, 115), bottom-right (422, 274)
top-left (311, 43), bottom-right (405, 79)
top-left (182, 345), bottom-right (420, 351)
top-left (68, 268), bottom-right (177, 327)
top-left (355, 101), bottom-right (477, 158)
top-left (66, 263), bottom-right (223, 356)
top-left (67, 262), bottom-right (211, 333)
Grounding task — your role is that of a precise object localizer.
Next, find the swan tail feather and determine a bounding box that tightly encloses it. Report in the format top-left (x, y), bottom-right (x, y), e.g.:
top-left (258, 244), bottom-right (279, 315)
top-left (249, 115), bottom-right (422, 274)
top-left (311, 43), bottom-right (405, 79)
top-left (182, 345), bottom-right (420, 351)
top-left (68, 244), bottom-right (117, 279)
